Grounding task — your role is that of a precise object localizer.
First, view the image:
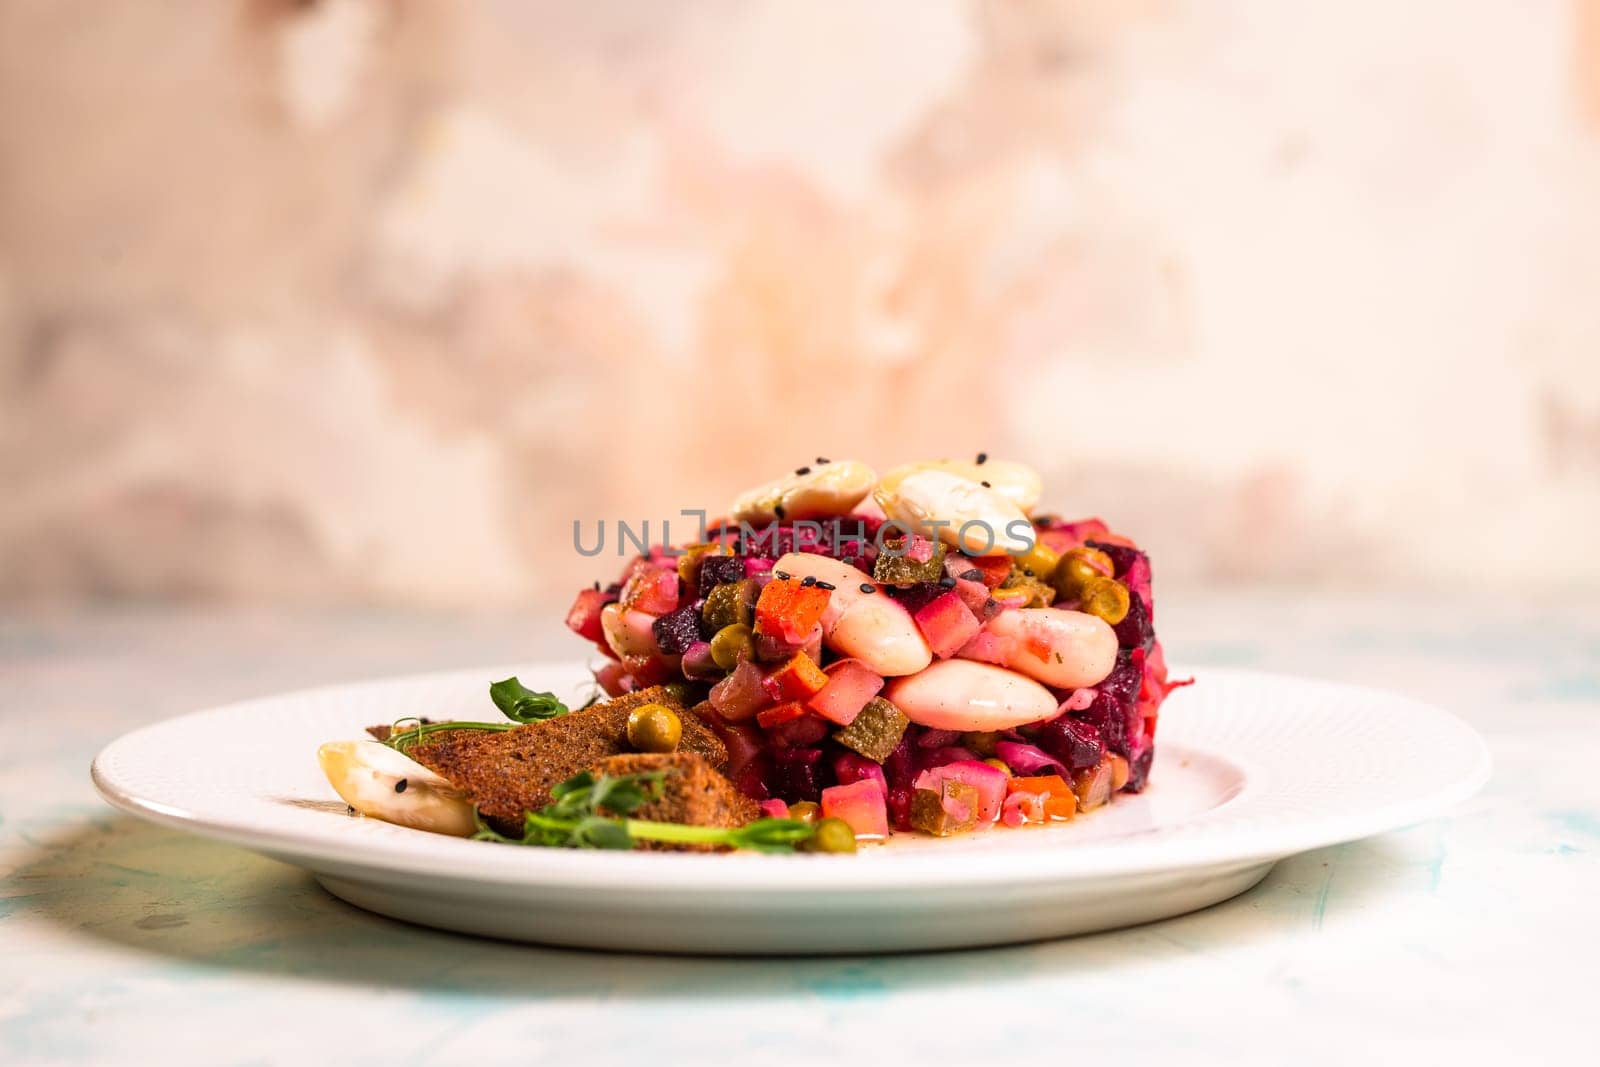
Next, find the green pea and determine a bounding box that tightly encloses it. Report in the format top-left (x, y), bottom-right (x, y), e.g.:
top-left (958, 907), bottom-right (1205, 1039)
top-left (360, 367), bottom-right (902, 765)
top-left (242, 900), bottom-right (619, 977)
top-left (803, 817), bottom-right (858, 854)
top-left (1079, 576), bottom-right (1131, 625)
top-left (626, 703), bottom-right (682, 753)
top-left (708, 623), bottom-right (754, 670)
top-left (788, 800), bottom-right (821, 824)
top-left (1051, 546), bottom-right (1114, 601)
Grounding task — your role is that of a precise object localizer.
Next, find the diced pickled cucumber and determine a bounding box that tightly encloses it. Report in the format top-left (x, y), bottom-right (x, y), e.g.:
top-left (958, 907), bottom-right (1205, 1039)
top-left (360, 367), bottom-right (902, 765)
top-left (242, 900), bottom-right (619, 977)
top-left (702, 578), bottom-right (756, 632)
top-left (872, 539), bottom-right (948, 586)
top-left (909, 782), bottom-right (980, 836)
top-left (832, 697), bottom-right (909, 763)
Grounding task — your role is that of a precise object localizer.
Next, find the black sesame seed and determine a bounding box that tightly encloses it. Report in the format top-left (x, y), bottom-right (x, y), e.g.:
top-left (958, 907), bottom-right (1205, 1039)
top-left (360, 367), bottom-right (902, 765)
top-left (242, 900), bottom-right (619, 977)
top-left (859, 582), bottom-right (875, 594)
top-left (961, 569), bottom-right (983, 581)
top-left (816, 456), bottom-right (830, 464)
top-left (1023, 568), bottom-right (1035, 577)
top-left (800, 575), bottom-right (817, 587)
top-left (975, 452), bottom-right (988, 464)
top-left (938, 576), bottom-right (956, 589)
top-left (774, 505), bottom-right (786, 519)
top-left (980, 480), bottom-right (991, 488)
top-left (395, 778), bottom-right (408, 793)
top-left (346, 804), bottom-right (356, 816)
top-left (815, 580), bottom-right (836, 591)
top-left (775, 571), bottom-right (791, 580)
top-left (795, 466), bottom-right (811, 476)
top-left (592, 580), bottom-right (601, 590)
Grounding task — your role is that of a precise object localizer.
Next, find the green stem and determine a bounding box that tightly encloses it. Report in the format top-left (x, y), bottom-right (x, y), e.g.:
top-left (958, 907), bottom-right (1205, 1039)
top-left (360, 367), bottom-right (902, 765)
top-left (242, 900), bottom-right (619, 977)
top-left (622, 819), bottom-right (737, 845)
top-left (387, 720), bottom-right (515, 754)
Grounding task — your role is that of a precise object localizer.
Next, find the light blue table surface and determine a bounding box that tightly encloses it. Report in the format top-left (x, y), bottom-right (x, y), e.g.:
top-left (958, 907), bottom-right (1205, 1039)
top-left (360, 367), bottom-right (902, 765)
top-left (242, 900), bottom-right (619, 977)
top-left (2, 593), bottom-right (1595, 1064)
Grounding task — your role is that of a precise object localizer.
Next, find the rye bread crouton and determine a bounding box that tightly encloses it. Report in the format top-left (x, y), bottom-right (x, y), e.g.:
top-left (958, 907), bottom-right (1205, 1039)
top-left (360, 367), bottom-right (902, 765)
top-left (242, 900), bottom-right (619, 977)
top-left (409, 686), bottom-right (728, 832)
top-left (589, 752), bottom-right (760, 850)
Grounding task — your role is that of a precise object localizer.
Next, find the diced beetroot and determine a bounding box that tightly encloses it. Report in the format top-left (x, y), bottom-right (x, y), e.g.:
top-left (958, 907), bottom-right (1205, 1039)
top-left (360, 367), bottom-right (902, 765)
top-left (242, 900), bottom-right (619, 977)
top-left (1127, 745), bottom-right (1155, 793)
top-left (708, 660), bottom-right (773, 721)
top-left (1031, 715), bottom-right (1106, 772)
top-left (915, 728), bottom-right (964, 749)
top-left (887, 785), bottom-right (914, 831)
top-left (917, 745), bottom-right (978, 770)
top-left (763, 712), bottom-right (831, 748)
top-left (1113, 591), bottom-right (1153, 649)
top-left (888, 581), bottom-right (945, 615)
top-left (1121, 555), bottom-right (1153, 618)
top-left (1098, 651), bottom-right (1143, 704)
top-left (763, 652), bottom-right (829, 702)
top-left (697, 554), bottom-right (746, 595)
top-left (565, 588), bottom-right (611, 643)
top-left (821, 779), bottom-right (890, 840)
top-left (807, 659), bottom-right (885, 726)
top-left (912, 760), bottom-right (1008, 825)
top-left (771, 747), bottom-right (825, 802)
top-left (913, 591), bottom-right (982, 659)
top-left (1076, 690), bottom-right (1129, 755)
top-left (760, 798), bottom-right (790, 819)
top-left (651, 604), bottom-right (703, 655)
top-left (833, 752), bottom-right (889, 798)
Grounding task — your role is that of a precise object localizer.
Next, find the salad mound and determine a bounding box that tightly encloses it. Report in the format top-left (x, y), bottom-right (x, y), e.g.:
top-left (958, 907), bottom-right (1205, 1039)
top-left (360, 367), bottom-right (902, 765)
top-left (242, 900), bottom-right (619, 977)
top-left (564, 457), bottom-right (1187, 843)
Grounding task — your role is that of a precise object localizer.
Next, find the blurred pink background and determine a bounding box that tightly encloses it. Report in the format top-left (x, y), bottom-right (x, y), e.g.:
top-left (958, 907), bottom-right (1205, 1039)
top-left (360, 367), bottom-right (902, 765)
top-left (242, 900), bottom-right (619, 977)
top-left (3, 0), bottom-right (1598, 607)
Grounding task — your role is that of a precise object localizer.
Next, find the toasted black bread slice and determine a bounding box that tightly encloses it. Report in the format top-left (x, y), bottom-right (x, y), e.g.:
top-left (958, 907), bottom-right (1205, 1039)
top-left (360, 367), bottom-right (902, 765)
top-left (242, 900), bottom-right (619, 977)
top-left (409, 686), bottom-right (727, 831)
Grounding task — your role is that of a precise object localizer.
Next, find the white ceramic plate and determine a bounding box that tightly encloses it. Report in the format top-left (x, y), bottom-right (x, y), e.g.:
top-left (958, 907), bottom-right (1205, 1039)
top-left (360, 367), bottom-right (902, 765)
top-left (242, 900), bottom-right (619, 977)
top-left (91, 663), bottom-right (1489, 955)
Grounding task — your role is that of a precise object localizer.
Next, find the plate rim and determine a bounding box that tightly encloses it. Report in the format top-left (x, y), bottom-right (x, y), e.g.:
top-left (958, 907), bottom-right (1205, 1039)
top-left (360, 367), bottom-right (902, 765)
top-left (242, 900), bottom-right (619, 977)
top-left (90, 663), bottom-right (1492, 893)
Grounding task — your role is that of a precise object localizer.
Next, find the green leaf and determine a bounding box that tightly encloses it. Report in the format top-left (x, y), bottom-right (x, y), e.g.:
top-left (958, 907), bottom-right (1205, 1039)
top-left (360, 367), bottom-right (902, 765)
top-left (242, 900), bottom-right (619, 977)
top-left (489, 677), bottom-right (569, 724)
top-left (569, 816), bottom-right (634, 850)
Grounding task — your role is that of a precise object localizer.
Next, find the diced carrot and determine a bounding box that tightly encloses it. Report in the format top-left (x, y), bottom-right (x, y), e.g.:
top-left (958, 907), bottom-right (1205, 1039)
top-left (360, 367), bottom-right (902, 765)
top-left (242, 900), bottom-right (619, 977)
top-left (965, 554), bottom-right (1014, 589)
top-left (755, 701), bottom-right (810, 728)
top-left (753, 579), bottom-right (832, 642)
top-left (1006, 775), bottom-right (1078, 822)
top-left (763, 652), bottom-right (830, 702)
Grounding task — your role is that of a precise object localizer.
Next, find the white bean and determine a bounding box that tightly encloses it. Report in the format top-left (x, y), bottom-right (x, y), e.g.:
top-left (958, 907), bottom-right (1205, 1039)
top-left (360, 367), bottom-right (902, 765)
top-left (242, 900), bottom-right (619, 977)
top-left (874, 469), bottom-right (1034, 555)
top-left (965, 607), bottom-right (1119, 690)
top-left (771, 552), bottom-right (932, 676)
top-left (883, 659), bottom-right (1058, 732)
top-left (317, 741), bottom-right (476, 836)
top-left (877, 459), bottom-right (1043, 513)
top-left (729, 460), bottom-right (877, 523)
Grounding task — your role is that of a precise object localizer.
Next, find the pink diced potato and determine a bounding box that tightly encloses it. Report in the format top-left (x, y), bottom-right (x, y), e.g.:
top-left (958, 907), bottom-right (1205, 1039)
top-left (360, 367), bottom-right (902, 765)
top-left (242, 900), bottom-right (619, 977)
top-left (913, 591), bottom-right (982, 659)
top-left (912, 760), bottom-right (1008, 825)
top-left (623, 567), bottom-right (680, 615)
top-left (760, 798), bottom-right (790, 819)
top-left (821, 779), bottom-right (890, 840)
top-left (954, 577), bottom-right (993, 618)
top-left (808, 659), bottom-right (885, 725)
top-left (708, 659), bottom-right (773, 721)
